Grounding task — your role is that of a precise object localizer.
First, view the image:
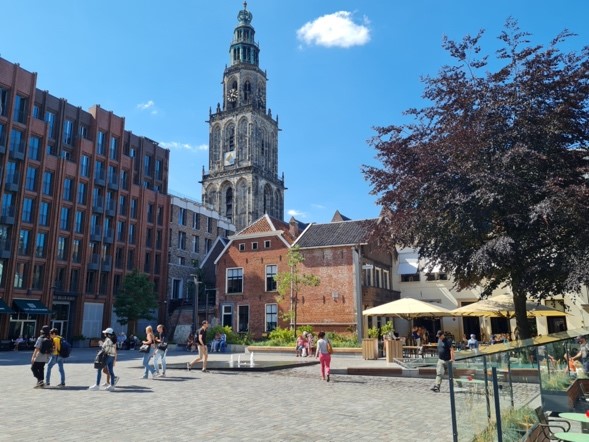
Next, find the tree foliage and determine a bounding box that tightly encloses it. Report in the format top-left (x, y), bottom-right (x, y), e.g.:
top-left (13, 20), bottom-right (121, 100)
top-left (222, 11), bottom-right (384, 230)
top-left (363, 20), bottom-right (589, 339)
top-left (113, 269), bottom-right (158, 333)
top-left (275, 245), bottom-right (320, 335)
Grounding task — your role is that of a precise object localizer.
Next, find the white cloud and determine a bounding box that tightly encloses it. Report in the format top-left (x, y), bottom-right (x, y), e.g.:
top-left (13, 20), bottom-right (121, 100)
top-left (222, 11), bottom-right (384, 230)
top-left (287, 209), bottom-right (308, 219)
top-left (160, 141), bottom-right (208, 152)
top-left (311, 203), bottom-right (326, 209)
top-left (137, 100), bottom-right (158, 115)
top-left (296, 11), bottom-right (370, 48)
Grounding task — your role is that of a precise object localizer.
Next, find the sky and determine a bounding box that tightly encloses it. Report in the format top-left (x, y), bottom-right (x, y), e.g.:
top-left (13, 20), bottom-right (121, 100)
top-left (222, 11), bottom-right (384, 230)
top-left (1, 1), bottom-right (588, 224)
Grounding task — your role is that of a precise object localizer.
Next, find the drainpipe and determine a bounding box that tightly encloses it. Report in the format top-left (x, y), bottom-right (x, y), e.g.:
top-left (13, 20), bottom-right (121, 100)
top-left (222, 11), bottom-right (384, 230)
top-left (353, 247), bottom-right (363, 342)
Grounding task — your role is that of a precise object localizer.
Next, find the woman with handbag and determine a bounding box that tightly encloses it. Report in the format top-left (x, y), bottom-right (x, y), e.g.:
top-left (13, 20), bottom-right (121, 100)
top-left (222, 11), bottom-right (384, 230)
top-left (89, 327), bottom-right (117, 391)
top-left (153, 324), bottom-right (167, 377)
top-left (140, 325), bottom-right (157, 379)
top-left (315, 331), bottom-right (333, 382)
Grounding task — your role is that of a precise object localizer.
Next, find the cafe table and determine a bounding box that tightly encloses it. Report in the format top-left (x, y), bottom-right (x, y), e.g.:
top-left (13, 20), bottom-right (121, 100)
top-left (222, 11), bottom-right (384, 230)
top-left (555, 413), bottom-right (589, 442)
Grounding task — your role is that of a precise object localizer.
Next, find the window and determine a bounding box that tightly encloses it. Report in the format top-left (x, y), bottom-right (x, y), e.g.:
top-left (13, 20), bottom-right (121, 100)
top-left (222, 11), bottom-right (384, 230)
top-left (72, 239), bottom-right (81, 263)
top-left (130, 198), bottom-right (138, 218)
top-left (63, 178), bottom-right (73, 201)
top-left (35, 232), bottom-right (47, 258)
top-left (79, 124), bottom-right (88, 140)
top-left (63, 119), bottom-right (74, 145)
top-left (178, 231), bottom-right (186, 250)
top-left (13, 94), bottom-right (27, 124)
top-left (264, 240), bottom-right (271, 249)
top-left (227, 268), bottom-right (243, 293)
top-left (74, 211), bottom-right (84, 234)
top-left (127, 250), bottom-right (134, 270)
top-left (144, 252), bottom-right (151, 273)
top-left (157, 206), bottom-right (164, 225)
top-left (147, 203), bottom-right (154, 223)
top-left (252, 242), bottom-right (258, 250)
top-left (192, 235), bottom-right (199, 253)
top-left (2, 193), bottom-right (13, 218)
top-left (129, 224), bottom-right (136, 244)
top-left (0, 87), bottom-right (7, 117)
top-left (32, 264), bottom-right (44, 290)
top-left (0, 123), bottom-right (5, 148)
top-left (238, 305), bottom-right (249, 333)
top-left (221, 304), bottom-right (233, 328)
top-left (119, 196), bottom-right (127, 216)
top-left (25, 166), bottom-right (37, 191)
top-left (97, 131), bottom-right (106, 155)
top-left (172, 279), bottom-right (182, 300)
top-left (28, 136), bottom-right (41, 160)
top-left (117, 221), bottom-right (125, 241)
top-left (156, 230), bottom-right (162, 250)
top-left (77, 182), bottom-right (87, 205)
top-left (207, 217), bottom-right (212, 233)
top-left (81, 155), bottom-right (90, 177)
top-left (13, 262), bottom-right (27, 288)
top-left (44, 111), bottom-right (56, 138)
top-left (120, 170), bottom-right (129, 190)
top-left (266, 265), bottom-right (277, 292)
top-left (426, 272), bottom-right (448, 281)
top-left (265, 303), bottom-right (278, 332)
top-left (178, 207), bottom-right (186, 225)
top-left (383, 270), bottom-right (390, 290)
top-left (146, 228), bottom-right (153, 248)
top-left (238, 243), bottom-right (245, 251)
top-left (18, 230), bottom-right (30, 255)
top-left (57, 236), bottom-right (68, 260)
top-left (155, 159), bottom-right (163, 180)
top-left (60, 207), bottom-right (70, 230)
top-left (401, 273), bottom-right (421, 282)
top-left (205, 238), bottom-right (212, 254)
top-left (42, 171), bottom-right (54, 195)
top-left (144, 155), bottom-right (152, 176)
top-left (9, 128), bottom-right (24, 154)
top-left (109, 136), bottom-right (118, 160)
top-left (39, 202), bottom-right (50, 226)
top-left (22, 198), bottom-right (34, 223)
top-left (375, 268), bottom-right (382, 288)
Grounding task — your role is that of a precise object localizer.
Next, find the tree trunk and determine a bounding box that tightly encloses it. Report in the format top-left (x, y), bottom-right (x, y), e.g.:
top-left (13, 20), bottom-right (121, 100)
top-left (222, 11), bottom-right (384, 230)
top-left (512, 287), bottom-right (531, 340)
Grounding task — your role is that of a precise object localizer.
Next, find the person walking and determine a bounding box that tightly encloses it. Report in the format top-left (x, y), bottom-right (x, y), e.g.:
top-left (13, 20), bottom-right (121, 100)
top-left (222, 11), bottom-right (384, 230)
top-left (315, 331), bottom-right (332, 382)
top-left (153, 324), bottom-right (168, 377)
top-left (45, 328), bottom-right (66, 387)
top-left (89, 327), bottom-right (118, 391)
top-left (187, 321), bottom-right (209, 372)
top-left (431, 330), bottom-right (455, 393)
top-left (31, 325), bottom-right (52, 388)
top-left (140, 325), bottom-right (158, 379)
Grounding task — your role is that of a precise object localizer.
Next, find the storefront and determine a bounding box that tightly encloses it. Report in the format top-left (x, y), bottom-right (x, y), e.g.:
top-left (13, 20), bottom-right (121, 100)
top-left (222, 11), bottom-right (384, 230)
top-left (51, 292), bottom-right (79, 340)
top-left (9, 299), bottom-right (51, 340)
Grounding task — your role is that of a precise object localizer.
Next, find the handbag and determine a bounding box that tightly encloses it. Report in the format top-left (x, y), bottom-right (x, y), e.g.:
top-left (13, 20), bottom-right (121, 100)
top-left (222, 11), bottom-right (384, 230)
top-left (94, 349), bottom-right (107, 369)
top-left (327, 340), bottom-right (333, 354)
top-left (139, 344), bottom-right (150, 353)
top-left (157, 342), bottom-right (168, 351)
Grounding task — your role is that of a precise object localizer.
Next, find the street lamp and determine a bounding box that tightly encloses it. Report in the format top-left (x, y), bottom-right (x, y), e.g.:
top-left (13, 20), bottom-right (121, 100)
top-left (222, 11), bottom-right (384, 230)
top-left (190, 274), bottom-right (201, 331)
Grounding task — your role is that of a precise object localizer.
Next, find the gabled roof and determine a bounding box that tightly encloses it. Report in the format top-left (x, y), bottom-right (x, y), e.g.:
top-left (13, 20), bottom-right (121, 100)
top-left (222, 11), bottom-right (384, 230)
top-left (236, 214), bottom-right (296, 243)
top-left (200, 236), bottom-right (230, 268)
top-left (294, 219), bottom-right (377, 248)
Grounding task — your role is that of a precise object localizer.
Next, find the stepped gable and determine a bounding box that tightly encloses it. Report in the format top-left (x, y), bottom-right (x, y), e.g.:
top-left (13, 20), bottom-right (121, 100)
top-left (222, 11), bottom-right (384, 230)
top-left (295, 218), bottom-right (377, 248)
top-left (236, 214), bottom-right (297, 244)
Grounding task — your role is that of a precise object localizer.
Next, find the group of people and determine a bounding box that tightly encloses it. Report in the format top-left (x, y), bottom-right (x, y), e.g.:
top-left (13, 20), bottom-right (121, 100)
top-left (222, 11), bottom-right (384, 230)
top-left (30, 325), bottom-right (67, 388)
top-left (295, 331), bottom-right (315, 357)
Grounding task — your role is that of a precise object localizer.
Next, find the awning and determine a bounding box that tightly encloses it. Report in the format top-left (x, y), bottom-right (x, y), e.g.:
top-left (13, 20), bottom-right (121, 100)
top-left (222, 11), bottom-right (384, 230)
top-left (13, 299), bottom-right (51, 315)
top-left (398, 259), bottom-right (419, 275)
top-left (0, 298), bottom-right (14, 314)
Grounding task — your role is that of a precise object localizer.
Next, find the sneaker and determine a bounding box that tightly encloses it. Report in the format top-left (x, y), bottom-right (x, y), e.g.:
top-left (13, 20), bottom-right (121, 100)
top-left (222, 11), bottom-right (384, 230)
top-left (106, 385), bottom-right (115, 392)
top-left (140, 376), bottom-right (148, 379)
top-left (186, 362), bottom-right (191, 372)
top-left (161, 372), bottom-right (166, 377)
top-left (101, 382), bottom-right (109, 387)
top-left (57, 383), bottom-right (66, 388)
top-left (430, 386), bottom-right (440, 393)
top-left (201, 369), bottom-right (209, 373)
top-left (326, 374), bottom-right (330, 382)
top-left (34, 381), bottom-right (44, 389)
top-left (114, 377), bottom-right (120, 386)
top-left (45, 383), bottom-right (50, 387)
top-left (88, 385), bottom-right (99, 391)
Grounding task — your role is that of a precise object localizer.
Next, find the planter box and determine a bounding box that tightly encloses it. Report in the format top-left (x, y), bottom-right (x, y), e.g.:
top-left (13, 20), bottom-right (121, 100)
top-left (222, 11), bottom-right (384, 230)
top-left (362, 338), bottom-right (378, 360)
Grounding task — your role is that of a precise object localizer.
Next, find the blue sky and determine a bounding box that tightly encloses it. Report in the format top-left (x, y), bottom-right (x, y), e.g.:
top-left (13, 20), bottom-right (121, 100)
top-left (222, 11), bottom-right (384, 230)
top-left (1, 1), bottom-right (588, 223)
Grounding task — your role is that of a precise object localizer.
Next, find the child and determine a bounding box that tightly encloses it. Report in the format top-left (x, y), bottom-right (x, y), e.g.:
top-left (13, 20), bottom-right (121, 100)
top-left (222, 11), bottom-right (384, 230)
top-left (295, 334), bottom-right (307, 357)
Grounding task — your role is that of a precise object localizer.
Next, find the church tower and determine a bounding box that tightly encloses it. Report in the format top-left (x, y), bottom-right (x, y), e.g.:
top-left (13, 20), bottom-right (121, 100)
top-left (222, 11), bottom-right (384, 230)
top-left (201, 2), bottom-right (285, 232)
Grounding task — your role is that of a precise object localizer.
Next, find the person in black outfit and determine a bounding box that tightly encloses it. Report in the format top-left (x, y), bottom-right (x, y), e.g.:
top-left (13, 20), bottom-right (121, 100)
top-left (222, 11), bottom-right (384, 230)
top-left (187, 321), bottom-right (210, 372)
top-left (431, 330), bottom-right (454, 393)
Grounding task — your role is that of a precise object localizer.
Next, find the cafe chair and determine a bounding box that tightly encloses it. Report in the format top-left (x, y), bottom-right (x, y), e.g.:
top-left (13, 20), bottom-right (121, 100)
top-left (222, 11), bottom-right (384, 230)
top-left (535, 406), bottom-right (571, 440)
top-left (580, 382), bottom-right (589, 402)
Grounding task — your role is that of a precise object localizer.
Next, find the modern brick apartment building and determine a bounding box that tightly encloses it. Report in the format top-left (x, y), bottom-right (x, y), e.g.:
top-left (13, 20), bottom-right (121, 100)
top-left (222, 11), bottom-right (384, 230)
top-left (0, 57), bottom-right (170, 342)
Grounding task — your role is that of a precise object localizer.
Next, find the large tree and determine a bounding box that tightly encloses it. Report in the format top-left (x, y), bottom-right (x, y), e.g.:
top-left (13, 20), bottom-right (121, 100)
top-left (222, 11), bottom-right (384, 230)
top-left (363, 20), bottom-right (589, 339)
top-left (114, 269), bottom-right (158, 334)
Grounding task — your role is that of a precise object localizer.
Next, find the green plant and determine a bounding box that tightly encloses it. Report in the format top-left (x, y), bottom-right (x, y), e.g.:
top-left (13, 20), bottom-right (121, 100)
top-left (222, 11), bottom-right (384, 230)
top-left (380, 321), bottom-right (394, 338)
top-left (367, 326), bottom-right (379, 339)
top-left (472, 406), bottom-right (537, 442)
top-left (206, 325), bottom-right (239, 344)
top-left (541, 370), bottom-right (573, 391)
top-left (267, 327), bottom-right (296, 346)
top-left (297, 325), bottom-right (314, 336)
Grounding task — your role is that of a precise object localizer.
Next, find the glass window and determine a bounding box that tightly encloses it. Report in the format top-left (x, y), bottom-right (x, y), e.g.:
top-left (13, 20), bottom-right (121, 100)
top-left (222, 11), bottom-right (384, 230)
top-left (266, 265), bottom-right (277, 292)
top-left (117, 221), bottom-right (125, 241)
top-left (22, 198), bottom-right (34, 223)
top-left (77, 182), bottom-right (87, 205)
top-left (227, 268), bottom-right (243, 293)
top-left (44, 111), bottom-right (56, 138)
top-left (25, 166), bottom-right (37, 191)
top-left (63, 178), bottom-right (73, 201)
top-left (129, 224), bottom-right (136, 244)
top-left (265, 303), bottom-right (278, 332)
top-left (193, 235), bottom-right (200, 253)
top-left (147, 203), bottom-right (154, 223)
top-left (119, 196), bottom-right (127, 216)
top-left (32, 264), bottom-right (44, 290)
top-left (13, 94), bottom-right (27, 124)
top-left (18, 230), bottom-right (30, 255)
top-left (38, 202), bottom-right (50, 226)
top-left (28, 136), bottom-right (41, 160)
top-left (74, 211), bottom-right (84, 234)
top-left (97, 131), bottom-right (105, 155)
top-left (130, 198), bottom-right (138, 218)
top-left (57, 236), bottom-right (68, 260)
top-left (13, 262), bottom-right (27, 288)
top-left (155, 159), bottom-right (163, 180)
top-left (109, 136), bottom-right (118, 160)
top-left (9, 128), bottom-right (24, 154)
top-left (63, 119), bottom-right (74, 145)
top-left (72, 239), bottom-right (81, 263)
top-left (60, 207), bottom-right (70, 230)
top-left (35, 232), bottom-right (47, 258)
top-left (42, 171), bottom-right (53, 195)
top-left (0, 122), bottom-right (5, 148)
top-left (120, 170), bottom-right (129, 190)
top-left (81, 155), bottom-right (90, 177)
top-left (178, 231), bottom-right (186, 250)
top-left (193, 213), bottom-right (200, 229)
top-left (0, 87), bottom-right (8, 117)
top-left (144, 155), bottom-right (152, 176)
top-left (238, 305), bottom-right (249, 333)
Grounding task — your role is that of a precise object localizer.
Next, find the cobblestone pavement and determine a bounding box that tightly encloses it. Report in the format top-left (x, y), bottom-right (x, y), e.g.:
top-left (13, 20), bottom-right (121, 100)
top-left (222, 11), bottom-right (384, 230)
top-left (0, 348), bottom-right (486, 441)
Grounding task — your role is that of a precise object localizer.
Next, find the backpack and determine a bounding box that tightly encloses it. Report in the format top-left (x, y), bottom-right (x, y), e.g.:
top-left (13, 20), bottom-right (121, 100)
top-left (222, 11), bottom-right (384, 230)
top-left (59, 337), bottom-right (72, 358)
top-left (40, 336), bottom-right (53, 355)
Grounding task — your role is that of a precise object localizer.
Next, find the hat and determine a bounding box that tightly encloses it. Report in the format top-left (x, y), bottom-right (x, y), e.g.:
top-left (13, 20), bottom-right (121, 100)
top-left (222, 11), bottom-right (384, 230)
top-left (41, 325), bottom-right (50, 335)
top-left (103, 327), bottom-right (114, 335)
top-left (436, 330), bottom-right (444, 337)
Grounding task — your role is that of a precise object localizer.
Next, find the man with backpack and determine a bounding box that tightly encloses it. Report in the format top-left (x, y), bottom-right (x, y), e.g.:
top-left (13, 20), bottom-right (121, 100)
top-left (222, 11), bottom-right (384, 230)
top-left (31, 325), bottom-right (52, 388)
top-left (45, 328), bottom-right (70, 387)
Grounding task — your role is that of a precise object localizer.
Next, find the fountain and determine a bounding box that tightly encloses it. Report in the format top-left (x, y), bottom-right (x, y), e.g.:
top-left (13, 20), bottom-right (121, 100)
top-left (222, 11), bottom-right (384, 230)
top-left (249, 352), bottom-right (255, 367)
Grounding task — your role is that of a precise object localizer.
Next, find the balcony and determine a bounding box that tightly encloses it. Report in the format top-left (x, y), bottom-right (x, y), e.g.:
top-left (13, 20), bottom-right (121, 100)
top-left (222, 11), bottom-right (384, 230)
top-left (0, 239), bottom-right (11, 258)
top-left (103, 228), bottom-right (114, 244)
top-left (5, 171), bottom-right (20, 192)
top-left (88, 253), bottom-right (100, 270)
top-left (90, 225), bottom-right (102, 242)
top-left (105, 200), bottom-right (116, 217)
top-left (9, 144), bottom-right (25, 160)
top-left (0, 206), bottom-right (15, 225)
top-left (102, 255), bottom-right (112, 272)
top-left (92, 197), bottom-right (104, 214)
top-left (94, 169), bottom-right (106, 186)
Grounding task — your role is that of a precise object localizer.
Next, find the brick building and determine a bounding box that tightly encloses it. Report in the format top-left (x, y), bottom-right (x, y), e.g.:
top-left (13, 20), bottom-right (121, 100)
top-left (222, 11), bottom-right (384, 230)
top-left (213, 213), bottom-right (399, 339)
top-left (0, 57), bottom-right (170, 341)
